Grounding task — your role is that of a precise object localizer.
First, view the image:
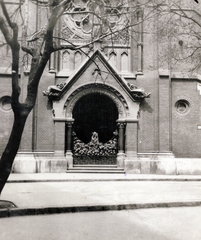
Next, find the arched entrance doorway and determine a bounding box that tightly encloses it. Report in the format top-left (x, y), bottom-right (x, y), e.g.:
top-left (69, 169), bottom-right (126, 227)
top-left (72, 93), bottom-right (119, 165)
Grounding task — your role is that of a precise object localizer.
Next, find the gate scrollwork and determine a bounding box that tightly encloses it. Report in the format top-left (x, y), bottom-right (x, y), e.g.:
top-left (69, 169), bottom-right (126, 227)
top-left (73, 131), bottom-right (118, 158)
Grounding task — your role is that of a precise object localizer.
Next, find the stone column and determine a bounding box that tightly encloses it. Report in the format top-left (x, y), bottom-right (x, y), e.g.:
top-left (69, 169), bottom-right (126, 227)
top-left (65, 119), bottom-right (74, 168)
top-left (117, 121), bottom-right (126, 168)
top-left (136, 7), bottom-right (143, 75)
top-left (49, 53), bottom-right (55, 73)
top-left (137, 42), bottom-right (143, 74)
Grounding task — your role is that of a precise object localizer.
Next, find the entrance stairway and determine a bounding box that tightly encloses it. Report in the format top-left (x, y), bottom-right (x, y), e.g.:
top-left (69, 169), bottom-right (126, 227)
top-left (67, 165), bottom-right (125, 174)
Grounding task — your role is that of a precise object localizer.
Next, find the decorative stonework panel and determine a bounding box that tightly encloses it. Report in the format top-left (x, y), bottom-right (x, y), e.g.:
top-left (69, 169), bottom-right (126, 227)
top-left (60, 1), bottom-right (131, 73)
top-left (62, 0), bottom-right (129, 43)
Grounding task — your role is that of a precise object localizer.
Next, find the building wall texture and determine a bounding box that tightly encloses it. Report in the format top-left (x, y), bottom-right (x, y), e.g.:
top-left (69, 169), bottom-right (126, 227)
top-left (0, 0), bottom-right (201, 174)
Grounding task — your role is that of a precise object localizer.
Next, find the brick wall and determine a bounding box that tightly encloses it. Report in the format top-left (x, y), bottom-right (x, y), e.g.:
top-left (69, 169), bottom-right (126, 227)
top-left (0, 76), bottom-right (13, 155)
top-left (35, 71), bottom-right (55, 152)
top-left (137, 72), bottom-right (159, 153)
top-left (172, 79), bottom-right (201, 157)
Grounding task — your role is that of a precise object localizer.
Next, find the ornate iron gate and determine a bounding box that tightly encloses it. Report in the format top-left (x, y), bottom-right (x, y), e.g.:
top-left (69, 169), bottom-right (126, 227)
top-left (73, 131), bottom-right (118, 165)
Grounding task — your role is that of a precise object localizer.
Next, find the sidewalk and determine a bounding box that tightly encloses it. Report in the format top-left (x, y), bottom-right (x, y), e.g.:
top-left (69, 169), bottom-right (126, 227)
top-left (0, 173), bottom-right (201, 218)
top-left (6, 173), bottom-right (201, 182)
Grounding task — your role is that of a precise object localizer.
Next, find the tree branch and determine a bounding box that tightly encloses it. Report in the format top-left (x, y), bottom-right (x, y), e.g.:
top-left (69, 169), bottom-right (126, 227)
top-left (21, 45), bottom-right (33, 56)
top-left (0, 0), bottom-right (13, 28)
top-left (0, 17), bottom-right (12, 45)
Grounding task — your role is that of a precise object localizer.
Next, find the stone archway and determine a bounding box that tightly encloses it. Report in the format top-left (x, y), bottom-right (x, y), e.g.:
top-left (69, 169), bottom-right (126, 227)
top-left (72, 93), bottom-right (118, 144)
top-left (65, 83), bottom-right (129, 119)
top-left (64, 84), bottom-right (129, 167)
top-left (71, 93), bottom-right (119, 165)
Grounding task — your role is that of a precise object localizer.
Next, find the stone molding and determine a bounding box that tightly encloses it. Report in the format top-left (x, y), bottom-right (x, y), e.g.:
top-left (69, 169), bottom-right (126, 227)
top-left (64, 83), bottom-right (129, 119)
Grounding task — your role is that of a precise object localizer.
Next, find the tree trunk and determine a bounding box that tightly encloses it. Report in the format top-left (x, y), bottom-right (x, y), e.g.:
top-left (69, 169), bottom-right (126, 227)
top-left (0, 112), bottom-right (28, 194)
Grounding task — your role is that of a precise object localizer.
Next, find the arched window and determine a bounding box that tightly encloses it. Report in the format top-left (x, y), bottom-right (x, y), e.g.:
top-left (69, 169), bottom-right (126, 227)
top-left (74, 51), bottom-right (82, 69)
top-left (109, 51), bottom-right (117, 68)
top-left (62, 51), bottom-right (70, 70)
top-left (120, 52), bottom-right (129, 72)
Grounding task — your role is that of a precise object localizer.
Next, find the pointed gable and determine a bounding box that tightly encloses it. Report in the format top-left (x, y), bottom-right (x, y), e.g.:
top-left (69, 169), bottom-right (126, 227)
top-left (43, 50), bottom-right (150, 102)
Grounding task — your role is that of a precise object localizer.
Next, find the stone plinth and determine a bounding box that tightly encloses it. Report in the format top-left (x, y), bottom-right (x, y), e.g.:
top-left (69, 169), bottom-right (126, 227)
top-left (13, 153), bottom-right (36, 173)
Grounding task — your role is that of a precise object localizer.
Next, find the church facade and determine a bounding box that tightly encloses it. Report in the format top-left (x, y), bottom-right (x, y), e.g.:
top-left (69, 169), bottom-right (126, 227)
top-left (0, 0), bottom-right (201, 174)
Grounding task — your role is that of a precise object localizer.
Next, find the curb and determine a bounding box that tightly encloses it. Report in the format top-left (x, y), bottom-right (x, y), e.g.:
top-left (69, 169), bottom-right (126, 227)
top-left (7, 178), bottom-right (201, 183)
top-left (1, 201), bottom-right (201, 218)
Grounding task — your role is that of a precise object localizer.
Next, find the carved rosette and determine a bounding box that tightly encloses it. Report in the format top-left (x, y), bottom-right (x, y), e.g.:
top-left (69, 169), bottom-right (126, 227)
top-left (62, 0), bottom-right (129, 44)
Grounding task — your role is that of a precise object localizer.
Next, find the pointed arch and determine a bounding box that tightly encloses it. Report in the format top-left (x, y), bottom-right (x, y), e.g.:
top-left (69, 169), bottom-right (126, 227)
top-left (120, 52), bottom-right (129, 72)
top-left (62, 50), bottom-right (70, 70)
top-left (74, 51), bottom-right (82, 69)
top-left (108, 51), bottom-right (117, 68)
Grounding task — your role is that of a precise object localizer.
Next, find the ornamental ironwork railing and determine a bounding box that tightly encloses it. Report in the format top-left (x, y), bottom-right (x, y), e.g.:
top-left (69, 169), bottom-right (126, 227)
top-left (73, 131), bottom-right (118, 158)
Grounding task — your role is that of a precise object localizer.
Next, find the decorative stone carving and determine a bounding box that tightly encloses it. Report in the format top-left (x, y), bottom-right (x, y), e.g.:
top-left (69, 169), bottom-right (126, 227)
top-left (65, 83), bottom-right (149, 108)
top-left (43, 82), bottom-right (67, 99)
top-left (127, 83), bottom-right (151, 100)
top-left (65, 84), bottom-right (127, 118)
top-left (62, 0), bottom-right (129, 44)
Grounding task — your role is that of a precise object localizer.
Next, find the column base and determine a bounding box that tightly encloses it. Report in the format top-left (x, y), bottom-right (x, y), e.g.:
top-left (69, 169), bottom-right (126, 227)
top-left (124, 151), bottom-right (140, 174)
top-left (117, 152), bottom-right (126, 168)
top-left (66, 151), bottom-right (73, 169)
top-left (125, 160), bottom-right (140, 174)
top-left (51, 150), bottom-right (67, 172)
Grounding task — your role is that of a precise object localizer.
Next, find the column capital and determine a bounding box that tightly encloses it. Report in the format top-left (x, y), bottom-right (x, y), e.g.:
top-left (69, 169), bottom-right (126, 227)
top-left (66, 122), bottom-right (73, 127)
top-left (53, 117), bottom-right (66, 122)
top-left (117, 122), bottom-right (126, 128)
top-left (116, 119), bottom-right (126, 123)
top-left (66, 118), bottom-right (74, 127)
top-left (66, 118), bottom-right (74, 123)
top-left (125, 119), bottom-right (139, 123)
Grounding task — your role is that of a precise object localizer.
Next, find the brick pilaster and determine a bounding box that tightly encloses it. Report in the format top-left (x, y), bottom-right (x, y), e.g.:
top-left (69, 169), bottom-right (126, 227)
top-left (125, 120), bottom-right (138, 158)
top-left (159, 71), bottom-right (172, 153)
top-left (54, 120), bottom-right (65, 157)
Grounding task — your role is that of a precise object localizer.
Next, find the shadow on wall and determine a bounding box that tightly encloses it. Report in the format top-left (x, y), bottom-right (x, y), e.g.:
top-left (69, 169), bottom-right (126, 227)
top-left (46, 100), bottom-right (53, 110)
top-left (140, 100), bottom-right (153, 113)
top-left (138, 100), bottom-right (153, 130)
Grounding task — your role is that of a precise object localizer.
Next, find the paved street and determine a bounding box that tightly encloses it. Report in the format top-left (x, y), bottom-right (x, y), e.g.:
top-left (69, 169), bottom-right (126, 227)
top-left (1, 207), bottom-right (201, 240)
top-left (0, 173), bottom-right (201, 239)
top-left (1, 179), bottom-right (201, 209)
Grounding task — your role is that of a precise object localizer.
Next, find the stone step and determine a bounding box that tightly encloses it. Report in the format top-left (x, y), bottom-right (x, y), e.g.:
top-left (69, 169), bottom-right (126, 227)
top-left (67, 165), bottom-right (125, 174)
top-left (69, 168), bottom-right (124, 171)
top-left (73, 165), bottom-right (118, 168)
top-left (67, 169), bottom-right (125, 174)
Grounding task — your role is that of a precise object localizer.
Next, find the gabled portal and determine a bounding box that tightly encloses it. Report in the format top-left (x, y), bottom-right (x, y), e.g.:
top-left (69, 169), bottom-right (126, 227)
top-left (44, 50), bottom-right (150, 172)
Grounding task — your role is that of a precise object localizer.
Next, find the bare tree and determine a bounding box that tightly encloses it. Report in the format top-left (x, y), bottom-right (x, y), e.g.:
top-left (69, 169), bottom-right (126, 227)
top-left (0, 0), bottom-right (166, 195)
top-left (157, 0), bottom-right (201, 74)
top-left (0, 0), bottom-right (76, 194)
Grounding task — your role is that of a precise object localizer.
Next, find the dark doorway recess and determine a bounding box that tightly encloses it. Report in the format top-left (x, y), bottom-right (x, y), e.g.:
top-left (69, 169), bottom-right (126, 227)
top-left (73, 93), bottom-right (118, 144)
